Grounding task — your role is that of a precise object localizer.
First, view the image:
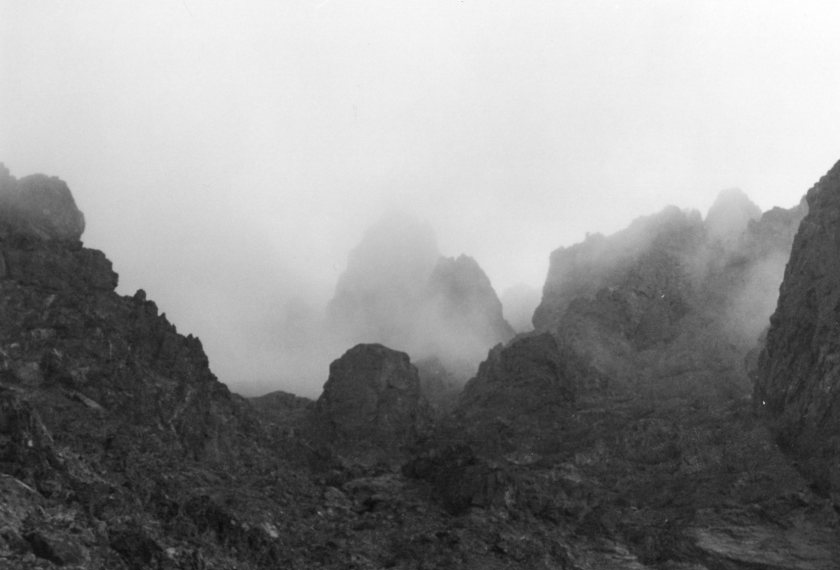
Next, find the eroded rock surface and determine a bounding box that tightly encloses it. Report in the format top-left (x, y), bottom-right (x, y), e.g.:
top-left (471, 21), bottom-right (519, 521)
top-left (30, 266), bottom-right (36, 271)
top-left (0, 167), bottom-right (304, 567)
top-left (309, 344), bottom-right (431, 456)
top-left (532, 191), bottom-right (805, 403)
top-left (457, 333), bottom-right (592, 422)
top-left (757, 159), bottom-right (840, 504)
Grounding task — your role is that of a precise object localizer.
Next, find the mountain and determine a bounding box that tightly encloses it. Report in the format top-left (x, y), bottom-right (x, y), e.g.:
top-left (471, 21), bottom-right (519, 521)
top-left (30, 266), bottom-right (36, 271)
top-left (0, 164), bottom-right (316, 568)
top-left (406, 183), bottom-right (834, 567)
top-left (326, 213), bottom-right (440, 350)
top-left (531, 191), bottom-right (805, 402)
top-left (2, 163), bottom-right (838, 568)
top-left (756, 159), bottom-right (840, 503)
top-left (326, 214), bottom-right (514, 380)
top-left (421, 254), bottom-right (515, 364)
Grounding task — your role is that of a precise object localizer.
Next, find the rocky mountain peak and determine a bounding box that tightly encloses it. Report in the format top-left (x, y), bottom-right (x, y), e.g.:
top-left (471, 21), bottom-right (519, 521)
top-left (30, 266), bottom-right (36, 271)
top-left (421, 254), bottom-right (515, 362)
top-left (0, 165), bottom-right (85, 242)
top-left (309, 343), bottom-right (431, 456)
top-left (704, 187), bottom-right (762, 246)
top-left (326, 213), bottom-right (441, 349)
top-left (326, 214), bottom-right (514, 378)
top-left (533, 205), bottom-right (704, 331)
top-left (2, 164), bottom-right (838, 568)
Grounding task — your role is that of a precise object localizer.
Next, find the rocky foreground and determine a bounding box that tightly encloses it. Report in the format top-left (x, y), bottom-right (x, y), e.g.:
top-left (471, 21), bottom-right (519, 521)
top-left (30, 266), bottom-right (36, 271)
top-left (1, 162), bottom-right (839, 568)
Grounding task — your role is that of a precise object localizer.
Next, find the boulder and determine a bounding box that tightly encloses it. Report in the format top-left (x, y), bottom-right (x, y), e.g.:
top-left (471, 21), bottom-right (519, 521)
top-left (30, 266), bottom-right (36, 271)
top-left (310, 344), bottom-right (431, 452)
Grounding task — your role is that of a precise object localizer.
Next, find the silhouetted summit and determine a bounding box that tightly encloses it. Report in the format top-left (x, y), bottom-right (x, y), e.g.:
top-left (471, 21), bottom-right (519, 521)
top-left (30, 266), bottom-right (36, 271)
top-left (327, 213), bottom-right (514, 376)
top-left (704, 187), bottom-right (761, 246)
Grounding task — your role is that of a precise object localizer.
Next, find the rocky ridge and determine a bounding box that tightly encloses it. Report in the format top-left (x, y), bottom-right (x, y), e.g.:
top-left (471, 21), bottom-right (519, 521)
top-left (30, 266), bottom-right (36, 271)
top-left (1, 162), bottom-right (839, 569)
top-left (532, 190), bottom-right (806, 403)
top-left (756, 159), bottom-right (840, 505)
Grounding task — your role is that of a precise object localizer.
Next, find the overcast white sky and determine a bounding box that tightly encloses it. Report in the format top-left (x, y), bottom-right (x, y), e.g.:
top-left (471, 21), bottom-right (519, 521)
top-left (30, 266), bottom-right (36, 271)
top-left (2, 1), bottom-right (840, 395)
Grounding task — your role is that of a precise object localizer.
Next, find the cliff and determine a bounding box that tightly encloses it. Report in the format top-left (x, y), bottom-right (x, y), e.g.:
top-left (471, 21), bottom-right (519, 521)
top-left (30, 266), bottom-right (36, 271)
top-left (756, 159), bottom-right (840, 504)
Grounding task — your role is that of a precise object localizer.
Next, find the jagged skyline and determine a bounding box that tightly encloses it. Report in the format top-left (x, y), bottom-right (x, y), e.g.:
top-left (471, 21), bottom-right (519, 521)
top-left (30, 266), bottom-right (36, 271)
top-left (2, 2), bottom-right (839, 393)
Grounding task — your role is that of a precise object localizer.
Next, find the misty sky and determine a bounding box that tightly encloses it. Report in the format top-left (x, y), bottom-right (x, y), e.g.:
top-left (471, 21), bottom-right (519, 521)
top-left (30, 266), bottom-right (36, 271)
top-left (2, 1), bottom-right (840, 396)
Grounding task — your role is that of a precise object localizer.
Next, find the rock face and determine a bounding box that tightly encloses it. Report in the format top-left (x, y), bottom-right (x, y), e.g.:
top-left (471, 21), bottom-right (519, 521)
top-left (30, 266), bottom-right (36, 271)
top-left (533, 206), bottom-right (704, 331)
top-left (310, 344), bottom-right (430, 454)
top-left (756, 159), bottom-right (840, 502)
top-left (531, 193), bottom-right (805, 400)
top-left (0, 164), bottom-right (85, 241)
top-left (0, 166), bottom-right (295, 567)
top-left (3, 164), bottom-right (838, 569)
top-left (457, 333), bottom-right (592, 422)
top-left (327, 214), bottom-right (514, 380)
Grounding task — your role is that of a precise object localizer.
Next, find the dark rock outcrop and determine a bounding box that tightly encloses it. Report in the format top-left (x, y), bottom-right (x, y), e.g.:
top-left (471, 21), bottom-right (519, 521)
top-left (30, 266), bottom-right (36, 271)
top-left (0, 164), bottom-right (85, 242)
top-left (402, 443), bottom-right (513, 515)
top-left (309, 344), bottom-right (431, 455)
top-left (756, 159), bottom-right (840, 503)
top-left (0, 166), bottom-right (296, 567)
top-left (3, 164), bottom-right (837, 569)
top-left (457, 333), bottom-right (593, 423)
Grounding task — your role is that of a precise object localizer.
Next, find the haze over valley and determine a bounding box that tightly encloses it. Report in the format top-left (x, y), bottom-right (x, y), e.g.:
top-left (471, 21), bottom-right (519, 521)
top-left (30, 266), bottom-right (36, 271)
top-left (3, 2), bottom-right (840, 395)
top-left (4, 3), bottom-right (840, 568)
